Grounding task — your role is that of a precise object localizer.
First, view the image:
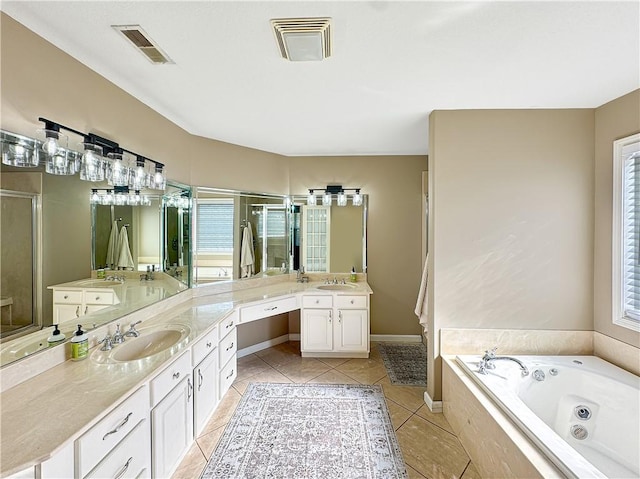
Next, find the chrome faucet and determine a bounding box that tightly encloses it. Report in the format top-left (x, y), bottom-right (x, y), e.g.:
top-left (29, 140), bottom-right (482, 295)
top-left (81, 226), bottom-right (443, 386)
top-left (124, 320), bottom-right (142, 338)
top-left (98, 334), bottom-right (113, 351)
top-left (112, 324), bottom-right (125, 344)
top-left (296, 267), bottom-right (309, 283)
top-left (106, 274), bottom-right (125, 282)
top-left (478, 347), bottom-right (529, 376)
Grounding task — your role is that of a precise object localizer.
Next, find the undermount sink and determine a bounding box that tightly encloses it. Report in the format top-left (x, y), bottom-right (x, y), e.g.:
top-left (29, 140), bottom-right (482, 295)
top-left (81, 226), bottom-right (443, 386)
top-left (316, 284), bottom-right (357, 291)
top-left (93, 323), bottom-right (191, 363)
top-left (75, 279), bottom-right (123, 287)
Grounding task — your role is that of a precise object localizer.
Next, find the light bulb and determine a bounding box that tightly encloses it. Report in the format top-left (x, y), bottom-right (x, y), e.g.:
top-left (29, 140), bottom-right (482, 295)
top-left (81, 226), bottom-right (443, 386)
top-left (322, 193), bottom-right (332, 206)
top-left (307, 190), bottom-right (316, 206)
top-left (13, 145), bottom-right (25, 158)
top-left (42, 137), bottom-right (58, 155)
top-left (337, 192), bottom-right (347, 206)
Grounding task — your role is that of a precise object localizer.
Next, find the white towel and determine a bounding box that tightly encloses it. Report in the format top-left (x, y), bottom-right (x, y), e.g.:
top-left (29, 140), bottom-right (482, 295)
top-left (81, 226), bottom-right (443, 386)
top-left (105, 221), bottom-right (119, 268)
top-left (116, 226), bottom-right (135, 270)
top-left (240, 223), bottom-right (255, 278)
top-left (414, 254), bottom-right (429, 332)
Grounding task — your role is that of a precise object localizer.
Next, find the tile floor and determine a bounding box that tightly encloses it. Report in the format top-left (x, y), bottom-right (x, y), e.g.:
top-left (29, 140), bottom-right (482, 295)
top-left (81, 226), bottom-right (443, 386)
top-left (172, 341), bottom-right (481, 479)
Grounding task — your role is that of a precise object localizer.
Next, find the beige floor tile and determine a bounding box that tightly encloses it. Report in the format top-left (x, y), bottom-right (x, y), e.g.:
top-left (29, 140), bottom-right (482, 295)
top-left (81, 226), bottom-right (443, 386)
top-left (406, 464), bottom-right (428, 479)
top-left (235, 354), bottom-right (273, 382)
top-left (232, 368), bottom-right (293, 394)
top-left (415, 404), bottom-right (455, 434)
top-left (461, 461), bottom-right (482, 479)
top-left (199, 387), bottom-right (242, 435)
top-left (255, 344), bottom-right (301, 368)
top-left (197, 424), bottom-right (227, 460)
top-left (316, 356), bottom-right (352, 368)
top-left (306, 369), bottom-right (361, 384)
top-left (376, 376), bottom-right (427, 412)
top-left (275, 357), bottom-right (331, 383)
top-left (335, 358), bottom-right (388, 384)
top-left (385, 399), bottom-right (413, 430)
top-left (171, 442), bottom-right (206, 479)
top-left (396, 415), bottom-right (469, 479)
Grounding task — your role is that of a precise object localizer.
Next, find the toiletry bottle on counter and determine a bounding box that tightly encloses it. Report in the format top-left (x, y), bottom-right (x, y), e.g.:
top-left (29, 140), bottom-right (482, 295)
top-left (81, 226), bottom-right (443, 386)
top-left (47, 324), bottom-right (65, 346)
top-left (350, 267), bottom-right (357, 282)
top-left (70, 325), bottom-right (88, 361)
top-left (97, 267), bottom-right (105, 279)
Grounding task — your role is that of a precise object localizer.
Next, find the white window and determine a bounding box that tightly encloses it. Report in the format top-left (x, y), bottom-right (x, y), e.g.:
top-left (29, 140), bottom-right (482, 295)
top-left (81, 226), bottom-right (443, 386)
top-left (612, 133), bottom-right (640, 331)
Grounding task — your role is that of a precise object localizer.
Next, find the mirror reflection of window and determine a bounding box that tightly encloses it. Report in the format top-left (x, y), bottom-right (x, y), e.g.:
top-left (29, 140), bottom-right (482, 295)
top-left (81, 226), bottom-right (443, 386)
top-left (195, 199), bottom-right (234, 282)
top-left (302, 205), bottom-right (331, 272)
top-left (254, 205), bottom-right (288, 273)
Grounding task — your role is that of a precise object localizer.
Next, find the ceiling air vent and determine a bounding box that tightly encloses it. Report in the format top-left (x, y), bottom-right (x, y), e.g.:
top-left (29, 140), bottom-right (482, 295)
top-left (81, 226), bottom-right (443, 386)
top-left (112, 25), bottom-right (173, 64)
top-left (271, 17), bottom-right (331, 62)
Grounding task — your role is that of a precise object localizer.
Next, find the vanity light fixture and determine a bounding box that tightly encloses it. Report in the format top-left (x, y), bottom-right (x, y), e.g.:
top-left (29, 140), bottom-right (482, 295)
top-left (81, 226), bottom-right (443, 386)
top-left (306, 185), bottom-right (363, 207)
top-left (90, 186), bottom-right (152, 206)
top-left (0, 120), bottom-right (167, 190)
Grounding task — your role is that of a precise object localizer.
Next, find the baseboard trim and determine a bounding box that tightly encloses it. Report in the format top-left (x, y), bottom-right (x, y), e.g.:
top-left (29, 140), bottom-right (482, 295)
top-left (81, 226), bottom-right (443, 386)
top-left (289, 333), bottom-right (300, 340)
top-left (237, 334), bottom-right (290, 358)
top-left (370, 334), bottom-right (422, 343)
top-left (424, 391), bottom-right (443, 413)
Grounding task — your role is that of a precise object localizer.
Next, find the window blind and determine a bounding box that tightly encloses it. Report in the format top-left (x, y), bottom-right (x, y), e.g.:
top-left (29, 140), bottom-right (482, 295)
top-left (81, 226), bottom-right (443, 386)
top-left (196, 201), bottom-right (234, 253)
top-left (622, 147), bottom-right (640, 322)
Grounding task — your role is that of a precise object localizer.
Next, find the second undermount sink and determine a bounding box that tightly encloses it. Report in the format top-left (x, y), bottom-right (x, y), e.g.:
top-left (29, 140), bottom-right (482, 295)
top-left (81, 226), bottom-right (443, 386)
top-left (93, 323), bottom-right (191, 363)
top-left (316, 283), bottom-right (357, 291)
top-left (75, 279), bottom-right (123, 288)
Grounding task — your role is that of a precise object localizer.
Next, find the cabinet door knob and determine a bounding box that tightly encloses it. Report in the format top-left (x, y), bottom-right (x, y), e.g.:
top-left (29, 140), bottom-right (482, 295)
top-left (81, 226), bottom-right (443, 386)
top-left (75, 306), bottom-right (80, 317)
top-left (63, 295), bottom-right (69, 299)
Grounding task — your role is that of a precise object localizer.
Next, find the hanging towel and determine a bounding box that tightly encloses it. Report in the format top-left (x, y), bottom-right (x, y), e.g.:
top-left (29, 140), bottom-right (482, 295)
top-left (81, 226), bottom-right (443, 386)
top-left (240, 223), bottom-right (255, 278)
top-left (414, 253), bottom-right (429, 332)
top-left (105, 221), bottom-right (119, 268)
top-left (116, 226), bottom-right (135, 270)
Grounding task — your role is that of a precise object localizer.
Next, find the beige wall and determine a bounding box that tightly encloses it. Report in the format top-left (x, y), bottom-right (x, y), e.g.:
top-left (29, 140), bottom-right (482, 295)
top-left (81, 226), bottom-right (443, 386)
top-left (594, 89), bottom-right (640, 348)
top-left (428, 109), bottom-right (595, 400)
top-left (289, 156), bottom-right (427, 336)
top-left (329, 205), bottom-right (364, 273)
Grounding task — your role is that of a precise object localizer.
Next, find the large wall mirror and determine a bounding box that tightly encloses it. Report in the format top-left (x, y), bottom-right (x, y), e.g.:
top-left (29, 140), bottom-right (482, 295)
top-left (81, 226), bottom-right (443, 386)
top-left (0, 130), bottom-right (188, 368)
top-left (290, 195), bottom-right (368, 274)
top-left (193, 187), bottom-right (289, 285)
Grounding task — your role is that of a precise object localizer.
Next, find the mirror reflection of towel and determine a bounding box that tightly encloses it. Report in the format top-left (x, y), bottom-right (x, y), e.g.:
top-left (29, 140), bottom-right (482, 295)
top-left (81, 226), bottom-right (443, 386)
top-left (117, 226), bottom-right (134, 270)
top-left (105, 221), bottom-right (119, 268)
top-left (240, 223), bottom-right (254, 278)
top-left (415, 253), bottom-right (429, 332)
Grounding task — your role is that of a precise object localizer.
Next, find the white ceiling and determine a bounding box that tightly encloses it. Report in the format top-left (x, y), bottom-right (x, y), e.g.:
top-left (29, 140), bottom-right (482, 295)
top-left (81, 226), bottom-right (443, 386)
top-left (2, 1), bottom-right (638, 156)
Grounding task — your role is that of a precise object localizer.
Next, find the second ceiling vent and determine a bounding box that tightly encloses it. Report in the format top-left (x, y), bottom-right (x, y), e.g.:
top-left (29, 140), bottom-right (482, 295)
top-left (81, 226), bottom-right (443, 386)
top-left (112, 25), bottom-right (173, 64)
top-left (271, 17), bottom-right (332, 62)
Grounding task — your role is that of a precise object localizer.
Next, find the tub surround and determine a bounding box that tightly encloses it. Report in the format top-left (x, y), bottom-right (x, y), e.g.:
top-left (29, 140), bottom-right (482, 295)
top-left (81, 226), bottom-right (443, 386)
top-left (0, 276), bottom-right (372, 476)
top-left (593, 332), bottom-right (640, 376)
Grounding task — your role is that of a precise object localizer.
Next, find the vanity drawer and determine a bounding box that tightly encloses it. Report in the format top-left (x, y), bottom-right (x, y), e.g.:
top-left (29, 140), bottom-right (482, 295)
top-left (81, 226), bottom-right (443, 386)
top-left (240, 296), bottom-right (298, 323)
top-left (220, 309), bottom-right (238, 335)
top-left (219, 355), bottom-right (237, 398)
top-left (335, 295), bottom-right (368, 309)
top-left (83, 291), bottom-right (115, 305)
top-left (302, 295), bottom-right (333, 309)
top-left (150, 350), bottom-right (192, 407)
top-left (192, 325), bottom-right (218, 366)
top-left (53, 290), bottom-right (83, 304)
top-left (219, 327), bottom-right (237, 368)
top-left (84, 419), bottom-right (150, 479)
top-left (76, 385), bottom-right (148, 479)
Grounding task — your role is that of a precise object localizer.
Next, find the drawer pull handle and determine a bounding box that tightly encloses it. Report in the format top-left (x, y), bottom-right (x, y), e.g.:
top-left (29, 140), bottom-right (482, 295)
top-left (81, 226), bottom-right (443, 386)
top-left (102, 412), bottom-right (133, 441)
top-left (173, 372), bottom-right (180, 380)
top-left (113, 456), bottom-right (133, 479)
top-left (350, 300), bottom-right (354, 304)
top-left (264, 306), bottom-right (278, 311)
top-left (96, 296), bottom-right (100, 301)
top-left (226, 342), bottom-right (234, 351)
top-left (198, 369), bottom-right (203, 391)
top-left (63, 295), bottom-right (69, 299)
top-left (226, 321), bottom-right (234, 328)
top-left (206, 341), bottom-right (212, 348)
top-left (226, 369), bottom-right (234, 379)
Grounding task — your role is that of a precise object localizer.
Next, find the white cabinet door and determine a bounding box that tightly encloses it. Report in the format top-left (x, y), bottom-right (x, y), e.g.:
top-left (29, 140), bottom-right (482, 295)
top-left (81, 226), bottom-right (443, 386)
top-left (151, 377), bottom-right (193, 479)
top-left (54, 304), bottom-right (81, 323)
top-left (194, 350), bottom-right (218, 436)
top-left (84, 304), bottom-right (109, 315)
top-left (335, 309), bottom-right (368, 352)
top-left (301, 309), bottom-right (333, 351)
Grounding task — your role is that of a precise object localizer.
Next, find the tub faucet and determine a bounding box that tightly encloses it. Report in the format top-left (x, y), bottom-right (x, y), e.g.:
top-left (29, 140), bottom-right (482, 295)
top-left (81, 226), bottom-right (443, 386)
top-left (478, 348), bottom-right (529, 376)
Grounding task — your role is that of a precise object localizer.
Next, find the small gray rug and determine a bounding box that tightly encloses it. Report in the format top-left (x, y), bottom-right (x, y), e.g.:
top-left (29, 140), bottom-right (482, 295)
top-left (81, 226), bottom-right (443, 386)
top-left (377, 342), bottom-right (427, 386)
top-left (201, 383), bottom-right (407, 479)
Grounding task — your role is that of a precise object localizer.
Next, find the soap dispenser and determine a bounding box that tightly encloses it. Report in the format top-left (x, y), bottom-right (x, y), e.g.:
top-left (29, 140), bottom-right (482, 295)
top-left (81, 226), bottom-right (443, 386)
top-left (350, 267), bottom-right (357, 282)
top-left (70, 325), bottom-right (88, 361)
top-left (47, 324), bottom-right (66, 346)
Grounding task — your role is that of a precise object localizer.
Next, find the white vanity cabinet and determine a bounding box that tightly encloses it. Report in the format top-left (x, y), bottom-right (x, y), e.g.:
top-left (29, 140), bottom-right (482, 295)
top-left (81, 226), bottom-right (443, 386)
top-left (52, 288), bottom-right (117, 323)
top-left (192, 325), bottom-right (219, 436)
top-left (150, 351), bottom-right (193, 479)
top-left (218, 310), bottom-right (238, 400)
top-left (301, 294), bottom-right (369, 357)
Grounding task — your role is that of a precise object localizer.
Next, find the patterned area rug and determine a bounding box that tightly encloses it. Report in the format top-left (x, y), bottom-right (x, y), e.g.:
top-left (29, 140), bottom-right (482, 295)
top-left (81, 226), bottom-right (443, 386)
top-left (377, 342), bottom-right (427, 386)
top-left (201, 383), bottom-right (407, 479)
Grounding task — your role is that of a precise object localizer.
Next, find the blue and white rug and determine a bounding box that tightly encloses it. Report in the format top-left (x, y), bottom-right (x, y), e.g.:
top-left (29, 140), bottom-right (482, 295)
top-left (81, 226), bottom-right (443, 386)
top-left (201, 383), bottom-right (407, 479)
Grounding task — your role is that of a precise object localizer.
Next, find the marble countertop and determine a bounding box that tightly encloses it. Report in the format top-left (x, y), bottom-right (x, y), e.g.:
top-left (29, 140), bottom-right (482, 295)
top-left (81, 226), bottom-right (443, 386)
top-left (0, 278), bottom-right (372, 475)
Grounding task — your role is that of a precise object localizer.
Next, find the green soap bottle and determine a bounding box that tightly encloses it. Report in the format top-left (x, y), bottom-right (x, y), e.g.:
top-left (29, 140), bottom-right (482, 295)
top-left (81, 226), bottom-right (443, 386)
top-left (350, 267), bottom-right (357, 282)
top-left (70, 325), bottom-right (88, 361)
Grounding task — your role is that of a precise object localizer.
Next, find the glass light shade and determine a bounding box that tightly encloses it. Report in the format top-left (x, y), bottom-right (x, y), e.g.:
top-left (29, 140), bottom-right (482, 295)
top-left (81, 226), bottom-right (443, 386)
top-left (352, 191), bottom-right (363, 206)
top-left (322, 193), bottom-right (332, 206)
top-left (130, 160), bottom-right (150, 190)
top-left (337, 192), bottom-right (347, 206)
top-left (45, 149), bottom-right (77, 175)
top-left (106, 152), bottom-right (130, 187)
top-left (90, 190), bottom-right (100, 204)
top-left (1, 134), bottom-right (39, 167)
top-left (79, 143), bottom-right (105, 182)
top-left (149, 166), bottom-right (166, 190)
top-left (38, 129), bottom-right (68, 156)
top-left (307, 191), bottom-right (316, 206)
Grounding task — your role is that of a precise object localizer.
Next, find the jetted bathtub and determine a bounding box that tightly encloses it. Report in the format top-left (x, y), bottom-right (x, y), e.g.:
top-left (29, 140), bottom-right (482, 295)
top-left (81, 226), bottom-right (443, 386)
top-left (456, 355), bottom-right (640, 479)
